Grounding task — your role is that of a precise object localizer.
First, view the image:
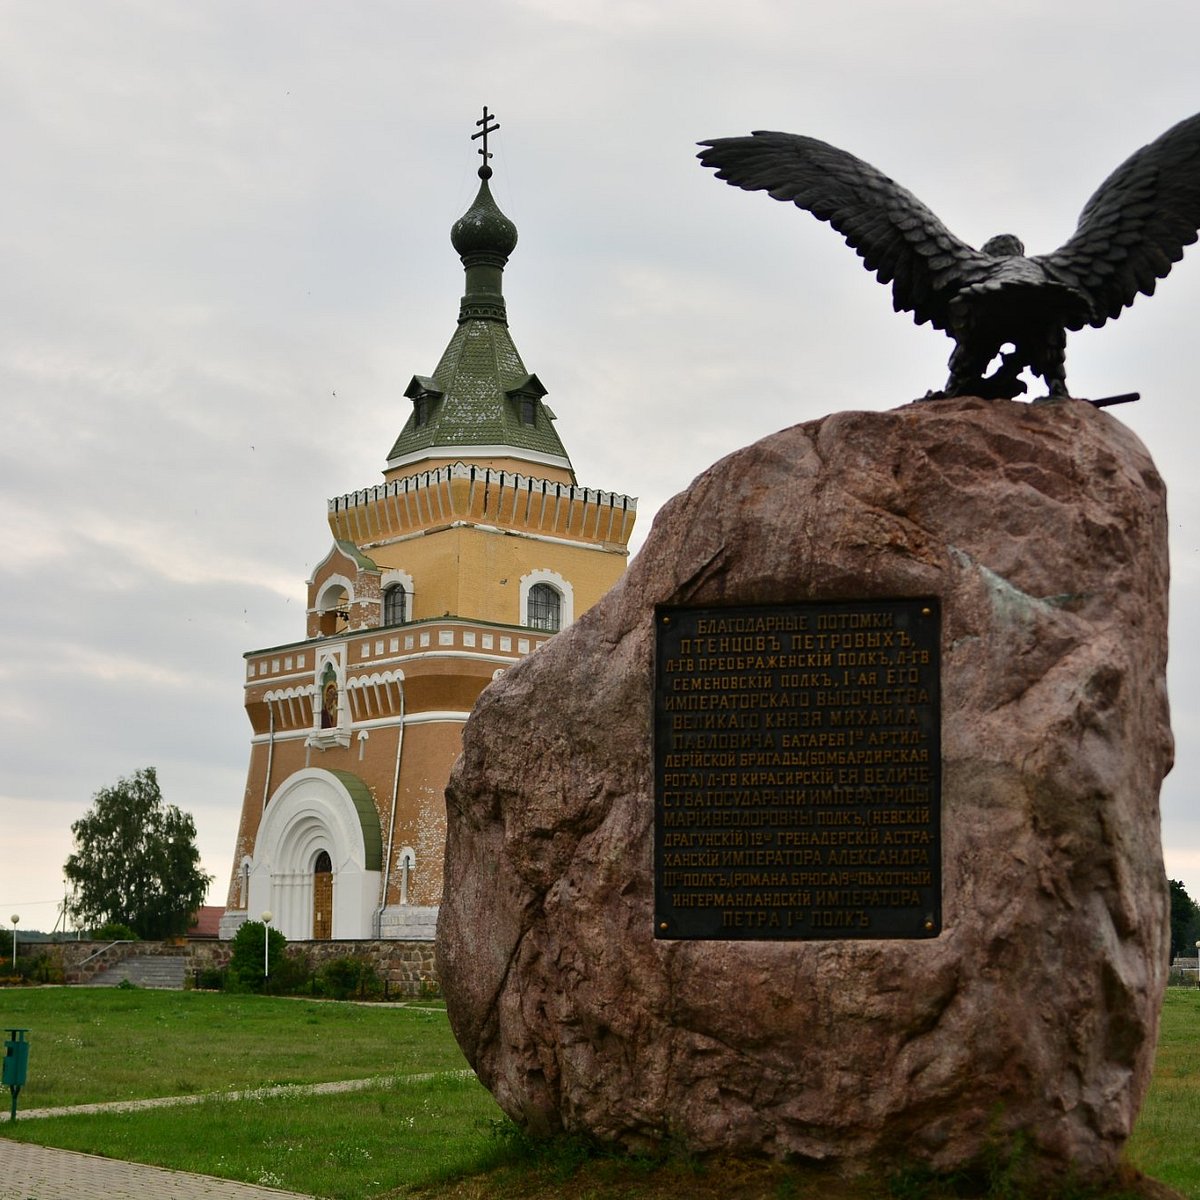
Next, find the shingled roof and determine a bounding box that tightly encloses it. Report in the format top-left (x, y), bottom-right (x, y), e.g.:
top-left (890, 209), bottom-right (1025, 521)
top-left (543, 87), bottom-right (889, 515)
top-left (386, 164), bottom-right (573, 475)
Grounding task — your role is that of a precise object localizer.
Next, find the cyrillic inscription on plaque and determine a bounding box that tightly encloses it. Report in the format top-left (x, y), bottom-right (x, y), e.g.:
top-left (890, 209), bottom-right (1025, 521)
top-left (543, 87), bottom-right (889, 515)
top-left (654, 599), bottom-right (941, 940)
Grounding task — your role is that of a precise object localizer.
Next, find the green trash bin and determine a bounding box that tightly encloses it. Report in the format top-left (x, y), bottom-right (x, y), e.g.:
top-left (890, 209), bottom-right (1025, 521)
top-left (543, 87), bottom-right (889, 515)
top-left (4, 1028), bottom-right (29, 1120)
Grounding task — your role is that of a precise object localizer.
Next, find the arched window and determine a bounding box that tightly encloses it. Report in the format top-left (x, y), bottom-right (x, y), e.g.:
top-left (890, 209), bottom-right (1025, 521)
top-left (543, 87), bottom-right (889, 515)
top-left (520, 570), bottom-right (573, 632)
top-left (383, 584), bottom-right (407, 626)
top-left (527, 583), bottom-right (562, 632)
top-left (317, 582), bottom-right (351, 637)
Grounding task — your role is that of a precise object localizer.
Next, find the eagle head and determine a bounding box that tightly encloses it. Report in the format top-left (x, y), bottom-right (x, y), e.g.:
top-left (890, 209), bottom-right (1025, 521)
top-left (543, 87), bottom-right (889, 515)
top-left (981, 234), bottom-right (1026, 258)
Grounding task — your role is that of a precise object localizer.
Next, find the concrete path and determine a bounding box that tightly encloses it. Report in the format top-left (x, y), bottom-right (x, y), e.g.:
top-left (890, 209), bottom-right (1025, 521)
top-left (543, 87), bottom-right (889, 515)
top-left (5, 1068), bottom-right (473, 1121)
top-left (1, 1141), bottom-right (314, 1198)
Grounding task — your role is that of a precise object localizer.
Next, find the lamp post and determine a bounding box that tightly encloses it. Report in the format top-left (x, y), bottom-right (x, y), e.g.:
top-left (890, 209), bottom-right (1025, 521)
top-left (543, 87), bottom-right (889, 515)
top-left (262, 911), bottom-right (273, 979)
top-left (1195, 940), bottom-right (1200, 989)
top-left (10, 915), bottom-right (18, 970)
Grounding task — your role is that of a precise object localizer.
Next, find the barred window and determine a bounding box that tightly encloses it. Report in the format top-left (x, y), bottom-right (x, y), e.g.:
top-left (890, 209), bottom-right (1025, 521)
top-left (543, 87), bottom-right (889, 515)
top-left (383, 584), bottom-right (407, 625)
top-left (527, 583), bottom-right (562, 632)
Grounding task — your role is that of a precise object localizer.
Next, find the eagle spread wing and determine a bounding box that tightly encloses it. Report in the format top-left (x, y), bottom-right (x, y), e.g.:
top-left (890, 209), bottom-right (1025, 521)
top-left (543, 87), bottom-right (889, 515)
top-left (699, 116), bottom-right (1200, 399)
top-left (697, 131), bottom-right (992, 332)
top-left (1038, 112), bottom-right (1200, 329)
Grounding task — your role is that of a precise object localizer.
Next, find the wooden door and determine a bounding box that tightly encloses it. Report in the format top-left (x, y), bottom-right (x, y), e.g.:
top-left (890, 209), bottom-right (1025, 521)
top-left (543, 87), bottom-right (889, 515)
top-left (313, 851), bottom-right (332, 940)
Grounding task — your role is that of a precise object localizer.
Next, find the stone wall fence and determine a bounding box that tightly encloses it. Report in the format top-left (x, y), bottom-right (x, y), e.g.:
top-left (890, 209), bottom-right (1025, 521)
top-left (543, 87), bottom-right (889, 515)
top-left (15, 938), bottom-right (439, 998)
top-left (282, 939), bottom-right (439, 998)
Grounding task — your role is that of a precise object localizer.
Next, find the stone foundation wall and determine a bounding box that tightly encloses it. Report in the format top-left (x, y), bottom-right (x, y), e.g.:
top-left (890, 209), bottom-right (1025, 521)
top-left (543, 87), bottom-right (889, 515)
top-left (285, 939), bottom-right (439, 998)
top-left (36, 938), bottom-right (439, 997)
top-left (41, 939), bottom-right (199, 985)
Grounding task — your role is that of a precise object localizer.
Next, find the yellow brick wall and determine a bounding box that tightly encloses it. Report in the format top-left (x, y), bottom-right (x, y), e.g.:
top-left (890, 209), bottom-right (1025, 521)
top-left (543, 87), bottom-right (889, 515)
top-left (371, 526), bottom-right (625, 626)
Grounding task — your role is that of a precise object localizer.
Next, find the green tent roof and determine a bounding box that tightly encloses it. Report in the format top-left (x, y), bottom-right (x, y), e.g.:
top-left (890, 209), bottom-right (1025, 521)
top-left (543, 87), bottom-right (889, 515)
top-left (386, 168), bottom-right (572, 473)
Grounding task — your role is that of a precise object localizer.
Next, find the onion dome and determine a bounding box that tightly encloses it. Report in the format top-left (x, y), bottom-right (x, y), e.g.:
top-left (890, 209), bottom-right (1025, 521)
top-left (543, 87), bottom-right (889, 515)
top-left (384, 113), bottom-right (573, 479)
top-left (451, 165), bottom-right (518, 262)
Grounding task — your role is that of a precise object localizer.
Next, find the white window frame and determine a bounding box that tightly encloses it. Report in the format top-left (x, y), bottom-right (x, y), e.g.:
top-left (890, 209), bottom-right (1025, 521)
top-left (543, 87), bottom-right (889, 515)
top-left (519, 568), bottom-right (573, 631)
top-left (380, 568), bottom-right (415, 626)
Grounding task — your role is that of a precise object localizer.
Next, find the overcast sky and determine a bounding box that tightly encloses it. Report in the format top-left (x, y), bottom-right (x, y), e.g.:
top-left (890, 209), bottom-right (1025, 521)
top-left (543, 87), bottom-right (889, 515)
top-left (4, 1), bottom-right (1200, 933)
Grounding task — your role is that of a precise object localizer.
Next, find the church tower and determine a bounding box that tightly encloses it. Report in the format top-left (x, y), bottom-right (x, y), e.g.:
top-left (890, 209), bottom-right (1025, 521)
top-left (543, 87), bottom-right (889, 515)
top-left (220, 113), bottom-right (636, 941)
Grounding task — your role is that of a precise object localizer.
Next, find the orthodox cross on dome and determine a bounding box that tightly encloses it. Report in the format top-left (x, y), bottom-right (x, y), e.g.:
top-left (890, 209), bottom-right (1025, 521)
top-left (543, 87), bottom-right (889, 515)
top-left (472, 105), bottom-right (500, 177)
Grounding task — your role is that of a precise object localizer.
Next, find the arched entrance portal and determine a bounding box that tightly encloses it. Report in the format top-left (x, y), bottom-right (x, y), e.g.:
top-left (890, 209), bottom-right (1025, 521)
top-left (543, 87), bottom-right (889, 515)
top-left (246, 768), bottom-right (382, 940)
top-left (313, 850), bottom-right (333, 940)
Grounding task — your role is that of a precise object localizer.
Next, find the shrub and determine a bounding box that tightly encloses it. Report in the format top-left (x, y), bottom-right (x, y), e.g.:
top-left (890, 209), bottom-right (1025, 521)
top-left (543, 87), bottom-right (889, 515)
top-left (22, 951), bottom-right (65, 985)
top-left (0, 949), bottom-right (65, 987)
top-left (192, 966), bottom-right (227, 990)
top-left (91, 922), bottom-right (140, 942)
top-left (266, 947), bottom-right (314, 997)
top-left (226, 920), bottom-right (289, 993)
top-left (317, 955), bottom-right (381, 1000)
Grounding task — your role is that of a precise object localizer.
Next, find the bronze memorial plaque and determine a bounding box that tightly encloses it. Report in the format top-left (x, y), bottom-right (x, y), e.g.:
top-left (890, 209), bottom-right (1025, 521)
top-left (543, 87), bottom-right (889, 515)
top-left (654, 599), bottom-right (941, 940)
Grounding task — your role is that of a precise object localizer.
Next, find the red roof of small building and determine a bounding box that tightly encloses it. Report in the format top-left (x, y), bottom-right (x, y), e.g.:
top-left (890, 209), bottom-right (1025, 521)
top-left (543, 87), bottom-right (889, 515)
top-left (188, 906), bottom-right (223, 939)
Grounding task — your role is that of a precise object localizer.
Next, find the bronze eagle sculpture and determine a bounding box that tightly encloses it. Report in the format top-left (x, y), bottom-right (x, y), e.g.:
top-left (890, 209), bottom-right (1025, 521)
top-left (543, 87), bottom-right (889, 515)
top-left (699, 115), bottom-right (1200, 401)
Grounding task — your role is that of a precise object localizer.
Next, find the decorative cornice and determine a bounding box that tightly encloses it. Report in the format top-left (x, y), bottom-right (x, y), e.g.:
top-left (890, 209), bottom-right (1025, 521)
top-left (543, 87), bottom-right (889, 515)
top-left (385, 445), bottom-right (572, 473)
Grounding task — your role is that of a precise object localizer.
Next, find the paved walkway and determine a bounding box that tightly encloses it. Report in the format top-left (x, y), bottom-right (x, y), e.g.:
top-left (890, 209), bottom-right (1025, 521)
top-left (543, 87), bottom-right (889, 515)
top-left (5, 1069), bottom-right (472, 1121)
top-left (0, 1069), bottom-right (473, 1199)
top-left (1, 1141), bottom-right (314, 1198)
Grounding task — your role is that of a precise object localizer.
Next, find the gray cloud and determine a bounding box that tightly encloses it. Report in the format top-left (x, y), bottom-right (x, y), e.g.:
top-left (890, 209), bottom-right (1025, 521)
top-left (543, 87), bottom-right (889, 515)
top-left (4, 0), bottom-right (1200, 928)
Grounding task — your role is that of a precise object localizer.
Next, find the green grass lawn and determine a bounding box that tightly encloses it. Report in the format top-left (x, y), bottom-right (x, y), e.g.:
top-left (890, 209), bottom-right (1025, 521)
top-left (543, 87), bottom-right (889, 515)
top-left (0, 988), bottom-right (504, 1197)
top-left (1124, 988), bottom-right (1200, 1197)
top-left (0, 988), bottom-right (464, 1107)
top-left (0, 986), bottom-right (1197, 1199)
top-left (3, 1073), bottom-right (506, 1199)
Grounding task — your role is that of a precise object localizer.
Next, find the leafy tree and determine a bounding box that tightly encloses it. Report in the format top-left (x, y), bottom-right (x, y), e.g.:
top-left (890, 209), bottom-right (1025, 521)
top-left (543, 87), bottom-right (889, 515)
top-left (64, 767), bottom-right (212, 940)
top-left (1168, 878), bottom-right (1200, 963)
